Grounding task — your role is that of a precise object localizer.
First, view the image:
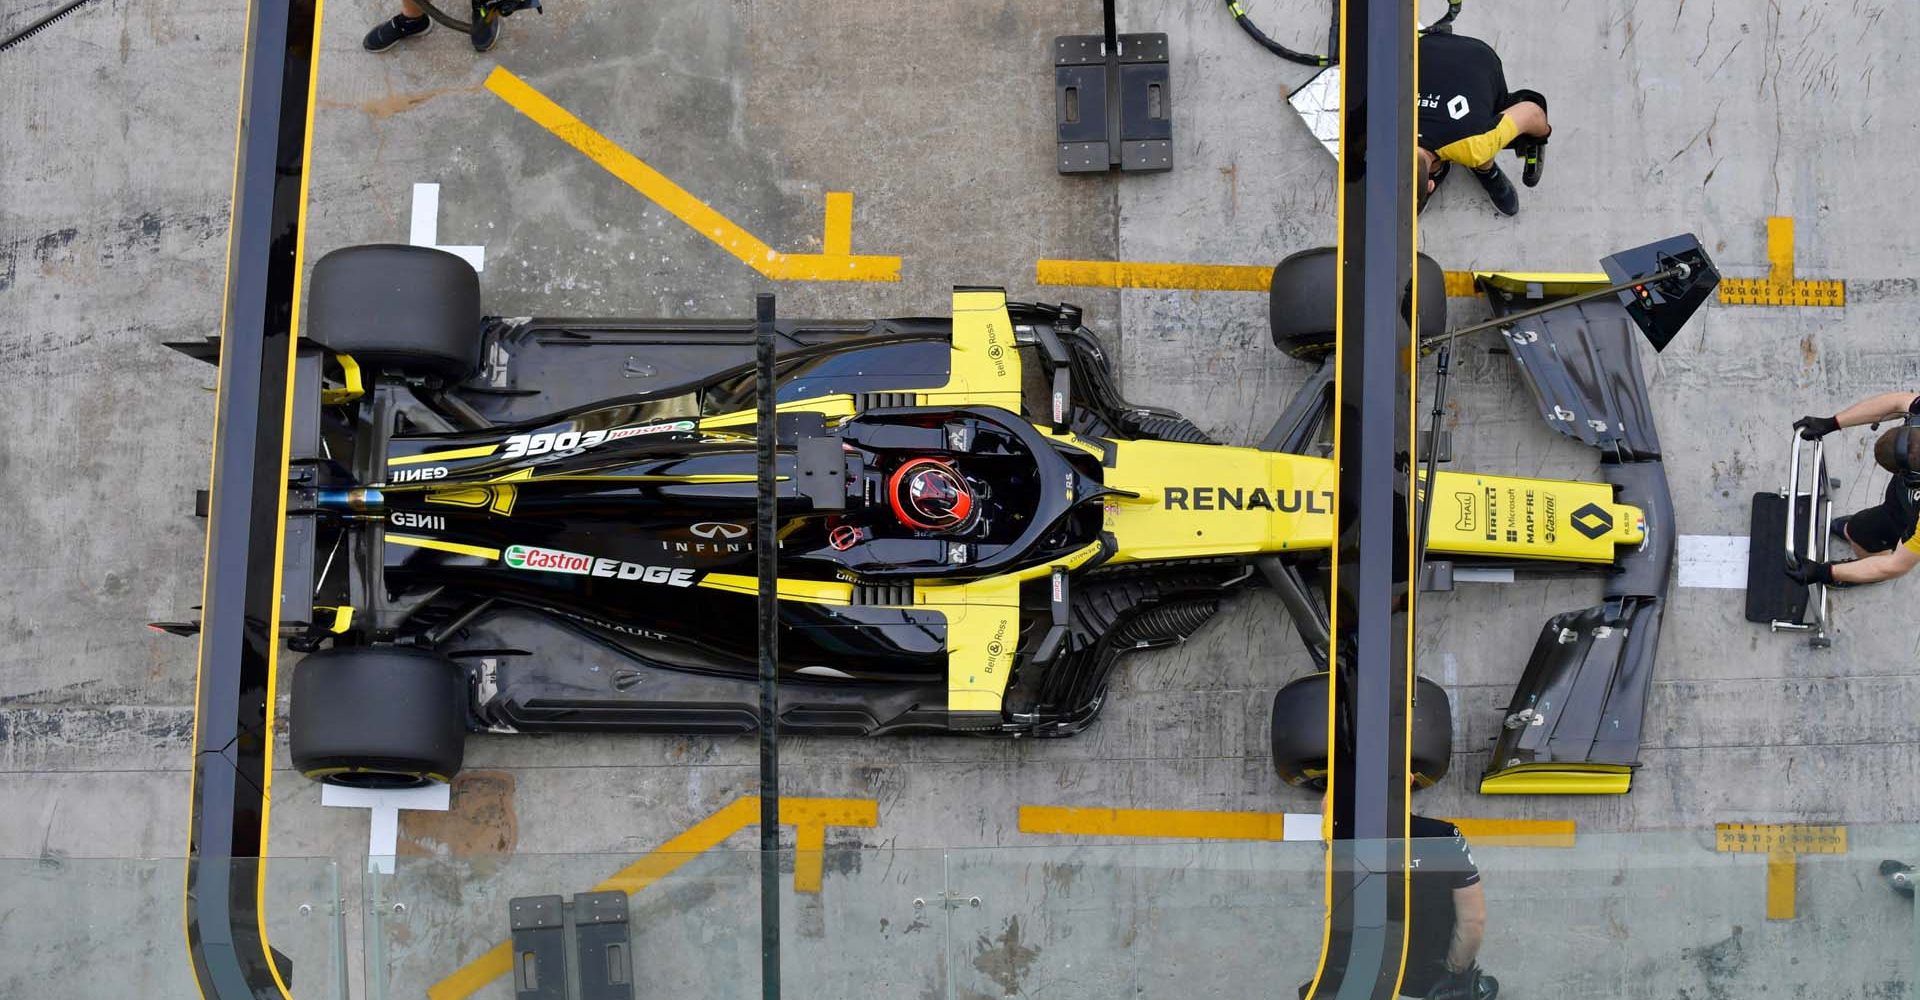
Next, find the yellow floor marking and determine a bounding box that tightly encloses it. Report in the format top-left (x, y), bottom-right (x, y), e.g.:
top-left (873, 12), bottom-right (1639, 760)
top-left (784, 797), bottom-right (880, 893)
top-left (1448, 818), bottom-right (1576, 848)
top-left (1019, 805), bottom-right (1575, 847)
top-left (1021, 805), bottom-right (1294, 839)
top-left (426, 795), bottom-right (877, 1000)
top-left (1714, 822), bottom-right (1846, 921)
top-left (1442, 270), bottom-right (1478, 297)
top-left (485, 67), bottom-right (899, 283)
top-left (1036, 259), bottom-right (1275, 292)
top-left (1768, 216), bottom-right (1797, 281)
top-left (1766, 852), bottom-right (1797, 920)
top-left (823, 191), bottom-right (854, 256)
top-left (1717, 216), bottom-right (1846, 307)
top-left (1036, 258), bottom-right (1485, 298)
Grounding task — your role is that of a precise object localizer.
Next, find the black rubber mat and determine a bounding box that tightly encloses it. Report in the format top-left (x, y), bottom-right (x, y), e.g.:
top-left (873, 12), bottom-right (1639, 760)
top-left (1745, 492), bottom-right (1812, 624)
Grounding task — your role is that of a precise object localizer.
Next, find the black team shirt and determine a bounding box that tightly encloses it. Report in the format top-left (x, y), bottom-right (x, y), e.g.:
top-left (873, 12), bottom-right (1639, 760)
top-left (1417, 33), bottom-right (1512, 152)
top-left (1402, 814), bottom-right (1483, 995)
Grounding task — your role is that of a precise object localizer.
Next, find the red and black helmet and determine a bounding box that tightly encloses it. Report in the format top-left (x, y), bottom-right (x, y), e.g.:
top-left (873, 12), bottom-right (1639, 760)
top-left (887, 457), bottom-right (978, 532)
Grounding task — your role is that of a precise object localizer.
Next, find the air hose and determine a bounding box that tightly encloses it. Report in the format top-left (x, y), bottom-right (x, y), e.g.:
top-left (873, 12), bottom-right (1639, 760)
top-left (1225, 0), bottom-right (1462, 66)
top-left (413, 0), bottom-right (542, 35)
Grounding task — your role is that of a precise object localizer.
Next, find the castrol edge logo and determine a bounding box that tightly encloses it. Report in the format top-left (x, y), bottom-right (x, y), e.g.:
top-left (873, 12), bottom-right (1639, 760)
top-left (503, 544), bottom-right (698, 587)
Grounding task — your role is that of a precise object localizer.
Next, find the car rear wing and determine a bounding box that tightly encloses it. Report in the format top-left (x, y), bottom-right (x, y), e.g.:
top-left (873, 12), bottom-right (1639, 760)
top-left (1472, 236), bottom-right (1718, 794)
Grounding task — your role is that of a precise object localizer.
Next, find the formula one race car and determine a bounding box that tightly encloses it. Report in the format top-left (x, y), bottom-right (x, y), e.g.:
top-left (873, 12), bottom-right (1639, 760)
top-left (165, 236), bottom-right (1715, 792)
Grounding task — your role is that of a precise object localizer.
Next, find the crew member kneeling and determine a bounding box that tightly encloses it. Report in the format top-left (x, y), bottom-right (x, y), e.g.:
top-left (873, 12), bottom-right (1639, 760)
top-left (1416, 30), bottom-right (1552, 217)
top-left (1791, 391), bottom-right (1920, 586)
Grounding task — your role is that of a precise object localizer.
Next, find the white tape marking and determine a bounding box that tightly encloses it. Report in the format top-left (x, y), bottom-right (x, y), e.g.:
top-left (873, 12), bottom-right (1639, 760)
top-left (1676, 534), bottom-right (1750, 589)
top-left (1451, 567), bottom-right (1516, 584)
top-left (1282, 813), bottom-right (1323, 841)
top-left (409, 182), bottom-right (486, 272)
top-left (320, 781), bottom-right (452, 874)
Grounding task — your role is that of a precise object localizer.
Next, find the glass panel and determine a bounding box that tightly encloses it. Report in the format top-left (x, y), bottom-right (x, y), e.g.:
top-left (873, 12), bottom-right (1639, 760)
top-left (1479, 829), bottom-right (1918, 997)
top-left (0, 856), bottom-right (341, 1000)
top-left (944, 841), bottom-right (1327, 999)
top-left (372, 845), bottom-right (956, 999)
top-left (373, 849), bottom-right (771, 999)
top-left (363, 831), bottom-right (1920, 998)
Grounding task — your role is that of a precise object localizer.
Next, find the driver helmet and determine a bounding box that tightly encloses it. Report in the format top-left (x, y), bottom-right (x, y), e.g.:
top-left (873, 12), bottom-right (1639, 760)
top-left (887, 457), bottom-right (978, 532)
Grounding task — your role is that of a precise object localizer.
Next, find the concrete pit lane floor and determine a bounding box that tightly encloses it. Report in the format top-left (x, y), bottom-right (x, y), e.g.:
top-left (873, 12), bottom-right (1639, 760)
top-left (3, 0), bottom-right (1920, 997)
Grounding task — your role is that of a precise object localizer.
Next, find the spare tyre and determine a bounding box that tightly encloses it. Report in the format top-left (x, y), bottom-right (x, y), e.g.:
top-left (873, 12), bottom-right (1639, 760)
top-left (1270, 671), bottom-right (1453, 790)
top-left (306, 244), bottom-right (482, 382)
top-left (290, 645), bottom-right (467, 788)
top-left (1269, 247), bottom-right (1448, 359)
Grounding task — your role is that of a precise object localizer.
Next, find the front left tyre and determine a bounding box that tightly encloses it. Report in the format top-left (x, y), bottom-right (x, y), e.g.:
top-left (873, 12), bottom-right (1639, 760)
top-left (1269, 247), bottom-right (1447, 359)
top-left (289, 645), bottom-right (467, 787)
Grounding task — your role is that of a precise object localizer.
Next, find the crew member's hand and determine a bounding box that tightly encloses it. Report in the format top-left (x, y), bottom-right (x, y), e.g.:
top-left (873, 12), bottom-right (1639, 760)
top-left (1785, 559), bottom-right (1836, 586)
top-left (1794, 415), bottom-right (1840, 440)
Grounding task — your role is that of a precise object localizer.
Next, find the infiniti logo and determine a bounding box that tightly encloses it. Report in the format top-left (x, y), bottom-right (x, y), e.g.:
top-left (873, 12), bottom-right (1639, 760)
top-left (691, 522), bottom-right (748, 540)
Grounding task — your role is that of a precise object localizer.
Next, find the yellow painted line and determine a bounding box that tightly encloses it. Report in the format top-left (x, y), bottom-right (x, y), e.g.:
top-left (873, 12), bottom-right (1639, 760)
top-left (1767, 216), bottom-right (1796, 282)
top-left (485, 67), bottom-right (899, 283)
top-left (1714, 822), bottom-right (1847, 855)
top-left (1766, 853), bottom-right (1797, 920)
top-left (1448, 818), bottom-right (1576, 848)
top-left (1036, 259), bottom-right (1274, 292)
top-left (1719, 276), bottom-right (1846, 307)
top-left (385, 534), bottom-right (501, 560)
top-left (1717, 215), bottom-right (1846, 307)
top-left (1036, 258), bottom-right (1486, 298)
top-left (427, 796), bottom-right (877, 1000)
top-left (1442, 270), bottom-right (1478, 297)
top-left (823, 191), bottom-right (854, 256)
top-left (784, 797), bottom-right (880, 893)
top-left (1714, 823), bottom-right (1846, 921)
top-left (1019, 805), bottom-right (1575, 847)
top-left (1021, 805), bottom-right (1294, 840)
top-left (387, 444), bottom-right (497, 466)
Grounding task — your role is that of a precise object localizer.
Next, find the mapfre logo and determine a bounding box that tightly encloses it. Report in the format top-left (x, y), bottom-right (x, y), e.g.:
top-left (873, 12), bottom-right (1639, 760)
top-left (691, 522), bottom-right (747, 540)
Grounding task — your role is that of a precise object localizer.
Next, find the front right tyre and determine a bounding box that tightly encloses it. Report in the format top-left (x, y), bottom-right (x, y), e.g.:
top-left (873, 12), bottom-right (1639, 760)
top-left (1269, 671), bottom-right (1453, 790)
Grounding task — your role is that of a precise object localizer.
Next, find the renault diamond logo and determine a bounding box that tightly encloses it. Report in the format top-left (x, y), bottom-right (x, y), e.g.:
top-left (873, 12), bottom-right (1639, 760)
top-left (691, 522), bottom-right (748, 540)
top-left (1570, 503), bottom-right (1613, 540)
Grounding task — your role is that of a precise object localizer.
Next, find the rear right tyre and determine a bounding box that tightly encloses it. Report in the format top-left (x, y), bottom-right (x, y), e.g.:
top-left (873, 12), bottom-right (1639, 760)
top-left (289, 645), bottom-right (468, 787)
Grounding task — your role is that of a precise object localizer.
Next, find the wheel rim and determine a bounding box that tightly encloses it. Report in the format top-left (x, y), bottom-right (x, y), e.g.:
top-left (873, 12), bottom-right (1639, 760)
top-left (325, 769), bottom-right (432, 790)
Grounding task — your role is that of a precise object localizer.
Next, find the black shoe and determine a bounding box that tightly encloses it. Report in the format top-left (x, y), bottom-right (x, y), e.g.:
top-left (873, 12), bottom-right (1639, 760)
top-left (470, 7), bottom-right (501, 51)
top-left (1517, 141), bottom-right (1546, 187)
top-left (1472, 164), bottom-right (1520, 216)
top-left (364, 13), bottom-right (432, 52)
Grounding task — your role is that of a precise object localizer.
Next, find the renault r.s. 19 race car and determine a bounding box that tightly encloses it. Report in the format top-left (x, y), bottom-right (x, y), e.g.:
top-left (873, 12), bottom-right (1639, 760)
top-left (165, 236), bottom-right (1717, 793)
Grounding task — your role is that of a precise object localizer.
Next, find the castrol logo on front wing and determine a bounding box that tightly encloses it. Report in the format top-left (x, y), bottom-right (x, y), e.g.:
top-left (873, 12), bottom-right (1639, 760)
top-left (503, 544), bottom-right (699, 587)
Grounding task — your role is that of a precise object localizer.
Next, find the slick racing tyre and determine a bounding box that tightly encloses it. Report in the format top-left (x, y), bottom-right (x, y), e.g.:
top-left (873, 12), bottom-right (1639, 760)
top-left (307, 244), bottom-right (482, 382)
top-left (1270, 671), bottom-right (1453, 789)
top-left (1269, 247), bottom-right (1447, 359)
top-left (290, 645), bottom-right (467, 788)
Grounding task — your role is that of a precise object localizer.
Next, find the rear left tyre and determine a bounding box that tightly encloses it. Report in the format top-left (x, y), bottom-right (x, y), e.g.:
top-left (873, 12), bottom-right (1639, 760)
top-left (306, 244), bottom-right (483, 382)
top-left (289, 644), bottom-right (468, 788)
